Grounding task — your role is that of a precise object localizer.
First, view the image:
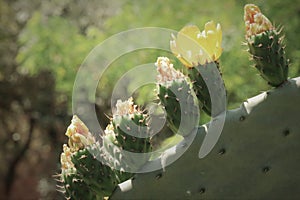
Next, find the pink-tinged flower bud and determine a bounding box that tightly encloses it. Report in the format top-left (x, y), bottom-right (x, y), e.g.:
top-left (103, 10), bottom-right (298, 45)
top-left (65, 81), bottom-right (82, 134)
top-left (114, 97), bottom-right (138, 116)
top-left (60, 144), bottom-right (75, 174)
top-left (244, 4), bottom-right (273, 39)
top-left (155, 57), bottom-right (185, 84)
top-left (65, 115), bottom-right (95, 151)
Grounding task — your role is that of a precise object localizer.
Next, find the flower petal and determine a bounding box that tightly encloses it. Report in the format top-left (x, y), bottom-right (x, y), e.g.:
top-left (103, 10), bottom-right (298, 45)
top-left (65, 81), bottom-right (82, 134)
top-left (170, 21), bottom-right (223, 67)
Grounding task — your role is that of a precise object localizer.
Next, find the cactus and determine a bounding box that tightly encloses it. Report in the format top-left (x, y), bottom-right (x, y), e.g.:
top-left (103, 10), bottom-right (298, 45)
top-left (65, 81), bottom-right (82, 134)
top-left (58, 116), bottom-right (122, 200)
top-left (156, 57), bottom-right (199, 136)
top-left (111, 77), bottom-right (300, 199)
top-left (70, 147), bottom-right (118, 197)
top-left (58, 144), bottom-right (99, 200)
top-left (62, 172), bottom-right (98, 200)
top-left (58, 100), bottom-right (152, 199)
top-left (58, 3), bottom-right (299, 200)
top-left (244, 4), bottom-right (289, 87)
top-left (109, 98), bottom-right (152, 171)
top-left (170, 21), bottom-right (223, 116)
top-left (111, 4), bottom-right (299, 199)
top-left (111, 98), bottom-right (151, 154)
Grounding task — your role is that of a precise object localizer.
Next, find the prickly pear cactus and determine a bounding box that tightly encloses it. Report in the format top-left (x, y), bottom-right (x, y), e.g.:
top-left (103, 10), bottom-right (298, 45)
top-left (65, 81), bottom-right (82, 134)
top-left (58, 116), bottom-right (103, 200)
top-left (170, 21), bottom-right (223, 116)
top-left (111, 77), bottom-right (300, 199)
top-left (156, 57), bottom-right (199, 136)
top-left (244, 4), bottom-right (289, 86)
top-left (111, 98), bottom-right (151, 154)
top-left (110, 4), bottom-right (300, 199)
top-left (62, 172), bottom-right (97, 200)
top-left (71, 147), bottom-right (119, 197)
top-left (59, 144), bottom-right (98, 200)
top-left (58, 3), bottom-right (299, 200)
top-left (58, 100), bottom-right (152, 199)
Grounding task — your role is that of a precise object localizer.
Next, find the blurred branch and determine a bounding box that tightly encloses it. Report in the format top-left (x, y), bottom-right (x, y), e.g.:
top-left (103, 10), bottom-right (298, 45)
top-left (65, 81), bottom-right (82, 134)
top-left (4, 116), bottom-right (35, 197)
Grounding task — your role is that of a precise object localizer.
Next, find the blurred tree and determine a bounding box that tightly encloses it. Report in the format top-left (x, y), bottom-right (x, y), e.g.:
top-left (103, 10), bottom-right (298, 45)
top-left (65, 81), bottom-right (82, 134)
top-left (0, 0), bottom-right (69, 198)
top-left (0, 0), bottom-right (122, 199)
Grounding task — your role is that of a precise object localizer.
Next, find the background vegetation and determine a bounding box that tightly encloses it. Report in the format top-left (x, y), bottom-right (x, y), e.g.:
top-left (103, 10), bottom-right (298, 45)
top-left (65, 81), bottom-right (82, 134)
top-left (0, 0), bottom-right (299, 199)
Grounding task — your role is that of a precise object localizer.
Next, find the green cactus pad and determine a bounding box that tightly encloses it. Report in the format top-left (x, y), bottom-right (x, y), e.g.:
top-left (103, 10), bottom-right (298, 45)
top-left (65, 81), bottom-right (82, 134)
top-left (101, 133), bottom-right (134, 182)
top-left (62, 172), bottom-right (98, 200)
top-left (188, 61), bottom-right (224, 116)
top-left (71, 147), bottom-right (120, 198)
top-left (157, 78), bottom-right (199, 137)
top-left (112, 77), bottom-right (300, 199)
top-left (247, 30), bottom-right (289, 87)
top-left (112, 113), bottom-right (151, 153)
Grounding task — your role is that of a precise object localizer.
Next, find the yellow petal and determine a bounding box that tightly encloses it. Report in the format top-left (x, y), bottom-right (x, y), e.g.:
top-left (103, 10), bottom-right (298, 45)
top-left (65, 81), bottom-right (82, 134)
top-left (170, 21), bottom-right (223, 67)
top-left (179, 25), bottom-right (200, 41)
top-left (216, 23), bottom-right (222, 45)
top-left (204, 21), bottom-right (216, 33)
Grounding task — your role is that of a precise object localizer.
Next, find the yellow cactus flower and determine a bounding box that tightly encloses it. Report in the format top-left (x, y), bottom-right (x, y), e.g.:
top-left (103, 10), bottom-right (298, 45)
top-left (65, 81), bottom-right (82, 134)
top-left (170, 21), bottom-right (222, 68)
top-left (244, 4), bottom-right (274, 38)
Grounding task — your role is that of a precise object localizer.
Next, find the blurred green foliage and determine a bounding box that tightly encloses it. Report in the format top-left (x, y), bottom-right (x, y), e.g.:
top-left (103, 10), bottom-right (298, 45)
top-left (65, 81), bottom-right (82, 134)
top-left (97, 0), bottom-right (300, 114)
top-left (17, 12), bottom-right (104, 97)
top-left (17, 0), bottom-right (300, 113)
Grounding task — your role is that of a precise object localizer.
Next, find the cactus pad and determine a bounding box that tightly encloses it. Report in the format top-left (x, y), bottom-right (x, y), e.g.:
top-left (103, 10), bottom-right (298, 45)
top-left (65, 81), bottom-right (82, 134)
top-left (111, 77), bottom-right (300, 199)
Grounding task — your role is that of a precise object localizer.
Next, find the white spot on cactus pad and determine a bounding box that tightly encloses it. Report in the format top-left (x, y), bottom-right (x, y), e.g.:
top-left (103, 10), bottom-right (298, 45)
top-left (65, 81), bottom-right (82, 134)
top-left (118, 179), bottom-right (133, 192)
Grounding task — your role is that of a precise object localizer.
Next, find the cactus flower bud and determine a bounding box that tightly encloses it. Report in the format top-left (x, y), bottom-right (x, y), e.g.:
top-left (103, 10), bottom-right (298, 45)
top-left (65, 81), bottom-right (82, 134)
top-left (244, 4), bottom-right (274, 39)
top-left (244, 4), bottom-right (289, 87)
top-left (156, 57), bottom-right (185, 84)
top-left (114, 97), bottom-right (137, 116)
top-left (155, 57), bottom-right (199, 136)
top-left (60, 144), bottom-right (75, 174)
top-left (65, 115), bottom-right (95, 151)
top-left (170, 21), bottom-right (222, 68)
